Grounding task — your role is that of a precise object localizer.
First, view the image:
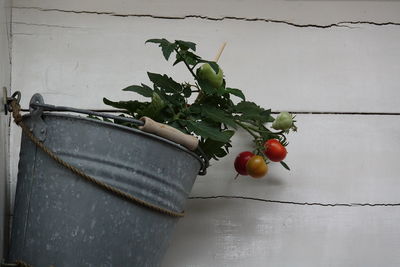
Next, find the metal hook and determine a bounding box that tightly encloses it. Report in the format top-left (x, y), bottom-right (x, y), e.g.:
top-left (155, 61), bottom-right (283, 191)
top-left (196, 146), bottom-right (209, 176)
top-left (10, 91), bottom-right (21, 105)
top-left (3, 90), bottom-right (22, 115)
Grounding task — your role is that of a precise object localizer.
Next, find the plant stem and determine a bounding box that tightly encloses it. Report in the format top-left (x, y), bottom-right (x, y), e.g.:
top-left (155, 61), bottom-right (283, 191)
top-left (188, 83), bottom-right (200, 89)
top-left (190, 62), bottom-right (200, 71)
top-left (234, 120), bottom-right (259, 139)
top-left (175, 48), bottom-right (198, 80)
top-left (175, 49), bottom-right (204, 103)
top-left (245, 124), bottom-right (265, 133)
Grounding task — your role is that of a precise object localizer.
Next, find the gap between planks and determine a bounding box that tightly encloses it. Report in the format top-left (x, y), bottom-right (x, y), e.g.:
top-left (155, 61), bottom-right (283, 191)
top-left (189, 195), bottom-right (400, 207)
top-left (12, 6), bottom-right (400, 29)
top-left (18, 109), bottom-right (400, 116)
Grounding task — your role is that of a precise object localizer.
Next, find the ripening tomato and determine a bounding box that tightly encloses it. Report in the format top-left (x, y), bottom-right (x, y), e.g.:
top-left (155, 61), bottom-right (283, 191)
top-left (197, 63), bottom-right (224, 88)
top-left (264, 139), bottom-right (287, 162)
top-left (272, 112), bottom-right (293, 130)
top-left (234, 151), bottom-right (254, 175)
top-left (246, 155), bottom-right (268, 178)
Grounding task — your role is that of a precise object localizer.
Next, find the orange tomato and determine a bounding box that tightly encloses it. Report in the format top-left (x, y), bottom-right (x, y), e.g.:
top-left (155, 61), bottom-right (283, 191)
top-left (246, 155), bottom-right (268, 178)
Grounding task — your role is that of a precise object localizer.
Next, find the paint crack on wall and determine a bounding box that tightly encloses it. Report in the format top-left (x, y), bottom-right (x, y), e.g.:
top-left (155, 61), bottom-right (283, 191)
top-left (189, 196), bottom-right (400, 207)
top-left (13, 21), bottom-right (83, 29)
top-left (13, 6), bottom-right (400, 29)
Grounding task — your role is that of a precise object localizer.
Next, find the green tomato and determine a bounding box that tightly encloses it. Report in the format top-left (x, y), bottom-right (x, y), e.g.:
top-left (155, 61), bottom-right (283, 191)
top-left (197, 63), bottom-right (223, 88)
top-left (272, 112), bottom-right (293, 130)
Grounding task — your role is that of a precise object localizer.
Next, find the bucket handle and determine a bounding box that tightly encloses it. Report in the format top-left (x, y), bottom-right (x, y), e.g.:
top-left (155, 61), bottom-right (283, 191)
top-left (31, 101), bottom-right (146, 126)
top-left (30, 102), bottom-right (201, 152)
top-left (9, 92), bottom-right (208, 175)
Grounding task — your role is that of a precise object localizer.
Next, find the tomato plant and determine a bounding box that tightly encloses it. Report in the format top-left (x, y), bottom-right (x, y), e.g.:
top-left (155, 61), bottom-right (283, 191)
top-left (264, 139), bottom-right (287, 162)
top-left (246, 155), bottom-right (268, 178)
top-left (102, 38), bottom-right (297, 173)
top-left (234, 151), bottom-right (254, 175)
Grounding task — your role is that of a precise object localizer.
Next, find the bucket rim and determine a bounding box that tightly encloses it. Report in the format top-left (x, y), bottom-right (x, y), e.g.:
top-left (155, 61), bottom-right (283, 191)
top-left (22, 112), bottom-right (204, 170)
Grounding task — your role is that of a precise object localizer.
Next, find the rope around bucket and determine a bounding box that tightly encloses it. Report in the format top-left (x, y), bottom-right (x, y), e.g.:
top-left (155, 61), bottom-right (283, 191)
top-left (1, 260), bottom-right (33, 267)
top-left (10, 99), bottom-right (185, 218)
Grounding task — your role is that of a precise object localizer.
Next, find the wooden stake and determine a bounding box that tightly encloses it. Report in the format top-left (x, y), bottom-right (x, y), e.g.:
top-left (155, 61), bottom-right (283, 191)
top-left (214, 42), bottom-right (227, 62)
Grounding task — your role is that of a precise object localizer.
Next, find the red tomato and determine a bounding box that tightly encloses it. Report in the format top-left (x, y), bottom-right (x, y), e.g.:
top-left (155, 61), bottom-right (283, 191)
top-left (246, 155), bottom-right (268, 178)
top-left (234, 151), bottom-right (254, 175)
top-left (264, 139), bottom-right (287, 162)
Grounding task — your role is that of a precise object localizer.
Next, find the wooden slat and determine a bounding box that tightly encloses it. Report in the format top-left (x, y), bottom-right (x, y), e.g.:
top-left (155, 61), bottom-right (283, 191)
top-left (12, 0), bottom-right (400, 25)
top-left (162, 199), bottom-right (400, 267)
top-left (9, 114), bottom-right (400, 210)
top-left (11, 8), bottom-right (400, 112)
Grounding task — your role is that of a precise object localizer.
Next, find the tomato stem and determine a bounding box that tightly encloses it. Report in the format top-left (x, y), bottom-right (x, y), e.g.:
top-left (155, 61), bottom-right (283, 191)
top-left (175, 48), bottom-right (198, 81)
top-left (234, 120), bottom-right (259, 139)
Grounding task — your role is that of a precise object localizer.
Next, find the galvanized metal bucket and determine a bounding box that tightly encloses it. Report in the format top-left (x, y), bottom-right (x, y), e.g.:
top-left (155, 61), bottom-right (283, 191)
top-left (8, 94), bottom-right (205, 267)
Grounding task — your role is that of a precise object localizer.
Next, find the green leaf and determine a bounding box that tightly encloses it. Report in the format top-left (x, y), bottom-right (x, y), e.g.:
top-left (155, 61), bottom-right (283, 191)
top-left (103, 98), bottom-right (146, 115)
top-left (201, 106), bottom-right (237, 128)
top-left (176, 40), bottom-right (196, 51)
top-left (146, 38), bottom-right (176, 60)
top-left (200, 139), bottom-right (227, 160)
top-left (173, 50), bottom-right (200, 66)
top-left (186, 121), bottom-right (233, 143)
top-left (234, 101), bottom-right (273, 123)
top-left (280, 161), bottom-right (291, 171)
top-left (226, 88), bottom-right (245, 101)
top-left (141, 92), bottom-right (166, 119)
top-left (188, 104), bottom-right (202, 115)
top-left (183, 85), bottom-right (192, 98)
top-left (167, 120), bottom-right (187, 132)
top-left (234, 101), bottom-right (264, 113)
top-left (198, 130), bottom-right (234, 159)
top-left (163, 44), bottom-right (176, 60)
top-left (146, 38), bottom-right (168, 44)
top-left (122, 84), bottom-right (153, 97)
top-left (216, 83), bottom-right (227, 97)
top-left (197, 79), bottom-right (217, 95)
top-left (147, 72), bottom-right (182, 93)
top-left (159, 90), bottom-right (185, 106)
top-left (144, 38), bottom-right (164, 44)
top-left (208, 61), bottom-right (219, 74)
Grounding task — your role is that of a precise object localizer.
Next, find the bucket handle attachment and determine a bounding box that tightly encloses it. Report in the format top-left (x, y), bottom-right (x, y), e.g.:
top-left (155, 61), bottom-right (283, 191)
top-left (28, 94), bottom-right (47, 142)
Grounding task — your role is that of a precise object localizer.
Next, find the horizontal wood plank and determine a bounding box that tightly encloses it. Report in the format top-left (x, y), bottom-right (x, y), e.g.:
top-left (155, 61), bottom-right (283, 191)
top-left (12, 0), bottom-right (400, 25)
top-left (191, 114), bottom-right (400, 204)
top-left (11, 8), bottom-right (400, 112)
top-left (162, 198), bottom-right (400, 267)
top-left (9, 114), bottom-right (400, 209)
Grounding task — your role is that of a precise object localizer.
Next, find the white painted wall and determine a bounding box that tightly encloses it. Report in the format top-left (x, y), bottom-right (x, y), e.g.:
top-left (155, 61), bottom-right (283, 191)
top-left (8, 1), bottom-right (400, 266)
top-left (0, 0), bottom-right (11, 260)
